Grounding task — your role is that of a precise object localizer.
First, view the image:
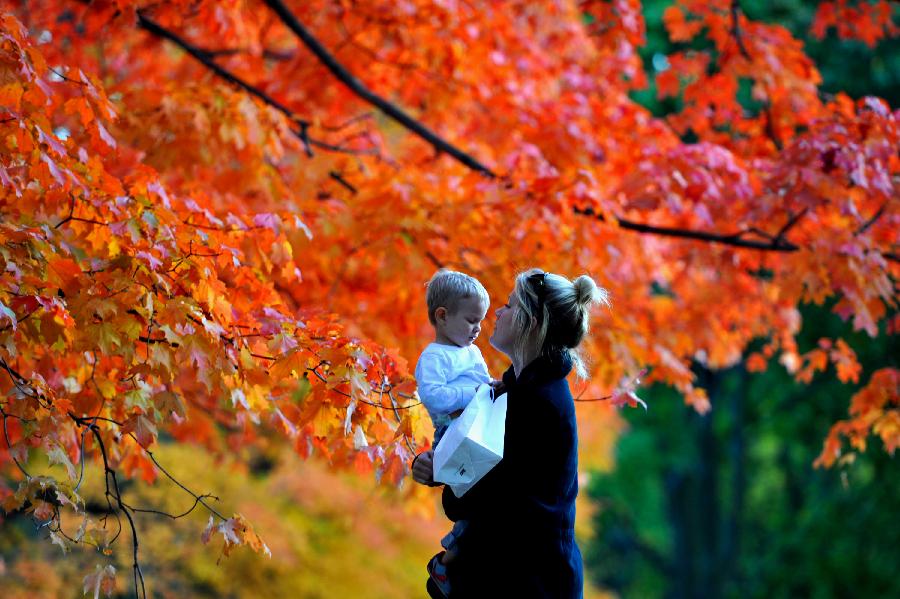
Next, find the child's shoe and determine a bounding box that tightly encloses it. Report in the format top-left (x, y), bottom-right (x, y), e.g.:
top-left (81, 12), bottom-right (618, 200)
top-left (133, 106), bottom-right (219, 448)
top-left (426, 551), bottom-right (451, 598)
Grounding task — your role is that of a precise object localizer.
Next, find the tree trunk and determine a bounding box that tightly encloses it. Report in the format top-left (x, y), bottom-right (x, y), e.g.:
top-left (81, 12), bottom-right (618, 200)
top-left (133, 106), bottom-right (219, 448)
top-left (721, 368), bottom-right (746, 596)
top-left (665, 469), bottom-right (692, 599)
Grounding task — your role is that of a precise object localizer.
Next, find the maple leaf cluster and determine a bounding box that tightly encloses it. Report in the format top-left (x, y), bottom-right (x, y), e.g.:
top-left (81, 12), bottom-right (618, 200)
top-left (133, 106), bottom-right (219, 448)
top-left (0, 8), bottom-right (426, 581)
top-left (0, 0), bottom-right (897, 593)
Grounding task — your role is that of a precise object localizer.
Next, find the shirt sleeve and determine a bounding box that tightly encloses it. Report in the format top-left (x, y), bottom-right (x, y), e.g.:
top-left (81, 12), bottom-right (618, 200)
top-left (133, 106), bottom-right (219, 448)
top-left (415, 351), bottom-right (479, 415)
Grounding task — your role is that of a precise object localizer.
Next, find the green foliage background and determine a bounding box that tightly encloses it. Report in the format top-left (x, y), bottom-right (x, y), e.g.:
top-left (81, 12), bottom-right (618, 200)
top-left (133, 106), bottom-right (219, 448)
top-left (585, 304), bottom-right (900, 598)
top-left (585, 5), bottom-right (899, 597)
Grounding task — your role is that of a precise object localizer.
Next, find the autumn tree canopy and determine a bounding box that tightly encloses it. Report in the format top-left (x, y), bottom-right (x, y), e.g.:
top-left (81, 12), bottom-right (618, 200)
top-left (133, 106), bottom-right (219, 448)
top-left (1, 0), bottom-right (897, 595)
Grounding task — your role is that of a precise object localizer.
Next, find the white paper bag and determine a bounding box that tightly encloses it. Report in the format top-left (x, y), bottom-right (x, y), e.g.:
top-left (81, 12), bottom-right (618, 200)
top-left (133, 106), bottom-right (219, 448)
top-left (433, 385), bottom-right (508, 497)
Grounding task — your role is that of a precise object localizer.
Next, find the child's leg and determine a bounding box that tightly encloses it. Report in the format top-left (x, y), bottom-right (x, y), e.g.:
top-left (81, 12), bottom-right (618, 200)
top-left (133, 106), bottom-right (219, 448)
top-left (441, 546), bottom-right (457, 565)
top-left (439, 520), bottom-right (467, 564)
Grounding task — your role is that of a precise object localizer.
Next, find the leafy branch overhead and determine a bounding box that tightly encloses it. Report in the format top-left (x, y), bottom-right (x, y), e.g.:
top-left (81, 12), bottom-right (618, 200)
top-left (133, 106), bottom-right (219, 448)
top-left (0, 1), bottom-right (898, 597)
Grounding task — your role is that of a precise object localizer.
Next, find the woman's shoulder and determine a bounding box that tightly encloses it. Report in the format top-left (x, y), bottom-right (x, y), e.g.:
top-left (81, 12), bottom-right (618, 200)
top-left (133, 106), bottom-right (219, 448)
top-left (511, 377), bottom-right (573, 426)
top-left (519, 375), bottom-right (576, 433)
top-left (536, 378), bottom-right (575, 414)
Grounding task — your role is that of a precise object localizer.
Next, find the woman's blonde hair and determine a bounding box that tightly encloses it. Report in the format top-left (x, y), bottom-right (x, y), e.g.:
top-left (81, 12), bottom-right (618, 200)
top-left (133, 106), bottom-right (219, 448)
top-left (509, 269), bottom-right (610, 378)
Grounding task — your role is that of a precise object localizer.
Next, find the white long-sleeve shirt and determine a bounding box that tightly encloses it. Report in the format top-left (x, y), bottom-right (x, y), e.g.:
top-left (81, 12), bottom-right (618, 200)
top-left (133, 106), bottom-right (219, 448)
top-left (415, 343), bottom-right (491, 430)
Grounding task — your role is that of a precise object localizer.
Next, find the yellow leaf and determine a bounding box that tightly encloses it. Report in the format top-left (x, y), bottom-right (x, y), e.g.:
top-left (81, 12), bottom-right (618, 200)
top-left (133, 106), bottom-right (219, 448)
top-left (47, 444), bottom-right (77, 480)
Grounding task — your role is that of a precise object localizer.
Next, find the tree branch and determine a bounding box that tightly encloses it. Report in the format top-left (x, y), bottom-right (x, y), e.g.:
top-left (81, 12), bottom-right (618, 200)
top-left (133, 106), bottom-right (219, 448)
top-left (137, 14), bottom-right (320, 156)
top-left (730, 1), bottom-right (751, 60)
top-left (137, 15), bottom-right (305, 127)
top-left (138, 6), bottom-right (895, 266)
top-left (306, 363), bottom-right (422, 410)
top-left (261, 0), bottom-right (497, 177)
top-left (329, 170), bottom-right (357, 194)
top-left (1, 406), bottom-right (31, 478)
top-left (772, 207), bottom-right (809, 243)
top-left (81, 420), bottom-right (147, 599)
top-left (137, 14), bottom-right (385, 158)
top-left (573, 206), bottom-right (800, 252)
top-left (855, 202), bottom-right (888, 235)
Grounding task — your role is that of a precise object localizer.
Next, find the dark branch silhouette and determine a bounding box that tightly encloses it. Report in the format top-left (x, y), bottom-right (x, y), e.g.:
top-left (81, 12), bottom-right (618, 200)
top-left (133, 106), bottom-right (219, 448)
top-left (730, 0), bottom-right (752, 60)
top-left (262, 0), bottom-right (498, 177)
top-left (856, 202), bottom-right (888, 235)
top-left (0, 357), bottom-right (235, 599)
top-left (137, 14), bottom-right (371, 158)
top-left (136, 7), bottom-right (896, 264)
top-left (137, 15), bottom-right (308, 129)
top-left (574, 206), bottom-right (799, 252)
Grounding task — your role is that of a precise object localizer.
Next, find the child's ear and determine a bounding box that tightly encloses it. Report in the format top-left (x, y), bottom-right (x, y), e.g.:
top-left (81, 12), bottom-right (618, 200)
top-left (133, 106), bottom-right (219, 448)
top-left (435, 307), bottom-right (448, 322)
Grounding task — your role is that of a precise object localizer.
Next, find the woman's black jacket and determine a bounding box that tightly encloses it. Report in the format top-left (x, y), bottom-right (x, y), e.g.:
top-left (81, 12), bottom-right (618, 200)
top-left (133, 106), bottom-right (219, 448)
top-left (440, 351), bottom-right (583, 598)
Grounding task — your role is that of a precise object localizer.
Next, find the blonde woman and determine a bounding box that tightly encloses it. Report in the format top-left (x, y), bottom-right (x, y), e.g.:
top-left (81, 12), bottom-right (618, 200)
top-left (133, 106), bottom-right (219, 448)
top-left (413, 269), bottom-right (609, 598)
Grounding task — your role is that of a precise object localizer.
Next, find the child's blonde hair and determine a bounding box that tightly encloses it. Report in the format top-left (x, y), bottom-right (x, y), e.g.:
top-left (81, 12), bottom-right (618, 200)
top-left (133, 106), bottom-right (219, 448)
top-left (425, 269), bottom-right (490, 325)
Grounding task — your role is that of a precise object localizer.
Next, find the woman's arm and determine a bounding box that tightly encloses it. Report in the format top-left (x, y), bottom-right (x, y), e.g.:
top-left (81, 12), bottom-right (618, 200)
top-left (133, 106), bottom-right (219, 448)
top-left (441, 454), bottom-right (512, 521)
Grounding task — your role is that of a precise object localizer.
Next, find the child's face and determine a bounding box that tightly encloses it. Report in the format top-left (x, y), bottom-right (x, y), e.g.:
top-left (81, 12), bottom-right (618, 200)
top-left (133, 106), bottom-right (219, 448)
top-left (435, 296), bottom-right (489, 347)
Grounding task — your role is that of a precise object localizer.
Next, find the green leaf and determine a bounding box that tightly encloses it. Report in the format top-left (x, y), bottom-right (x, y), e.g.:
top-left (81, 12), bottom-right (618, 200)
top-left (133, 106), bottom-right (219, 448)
top-left (124, 387), bottom-right (151, 412)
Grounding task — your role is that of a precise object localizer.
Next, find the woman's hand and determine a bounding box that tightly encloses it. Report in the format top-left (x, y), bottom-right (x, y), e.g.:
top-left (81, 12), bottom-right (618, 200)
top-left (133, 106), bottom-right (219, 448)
top-left (412, 449), bottom-right (437, 486)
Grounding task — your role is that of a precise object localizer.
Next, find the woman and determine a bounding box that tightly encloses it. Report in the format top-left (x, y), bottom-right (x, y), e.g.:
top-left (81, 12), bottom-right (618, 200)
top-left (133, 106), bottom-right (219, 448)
top-left (412, 268), bottom-right (609, 598)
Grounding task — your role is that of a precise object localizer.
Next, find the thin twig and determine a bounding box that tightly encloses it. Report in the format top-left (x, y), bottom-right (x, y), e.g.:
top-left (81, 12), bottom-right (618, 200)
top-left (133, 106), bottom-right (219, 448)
top-left (772, 207), bottom-right (809, 243)
top-left (54, 195), bottom-right (75, 228)
top-left (1, 408), bottom-right (31, 477)
top-left (306, 364), bottom-right (422, 409)
top-left (122, 493), bottom-right (220, 520)
top-left (49, 66), bottom-right (87, 86)
top-left (139, 444), bottom-right (227, 521)
top-left (855, 202), bottom-right (888, 235)
top-left (329, 171), bottom-right (357, 194)
top-left (730, 1), bottom-right (751, 60)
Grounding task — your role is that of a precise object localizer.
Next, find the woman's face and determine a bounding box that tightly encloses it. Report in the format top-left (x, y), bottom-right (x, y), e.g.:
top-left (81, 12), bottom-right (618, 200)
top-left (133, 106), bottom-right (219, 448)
top-left (489, 293), bottom-right (518, 356)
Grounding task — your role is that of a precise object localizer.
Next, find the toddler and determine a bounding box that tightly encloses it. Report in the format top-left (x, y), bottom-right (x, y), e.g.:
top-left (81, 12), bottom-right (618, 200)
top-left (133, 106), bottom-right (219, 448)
top-left (415, 269), bottom-right (492, 597)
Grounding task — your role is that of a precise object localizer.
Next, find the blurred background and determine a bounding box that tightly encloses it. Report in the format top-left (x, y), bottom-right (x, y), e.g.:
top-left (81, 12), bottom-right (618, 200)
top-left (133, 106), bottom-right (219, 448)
top-left (2, 1), bottom-right (898, 597)
top-left (584, 2), bottom-right (900, 598)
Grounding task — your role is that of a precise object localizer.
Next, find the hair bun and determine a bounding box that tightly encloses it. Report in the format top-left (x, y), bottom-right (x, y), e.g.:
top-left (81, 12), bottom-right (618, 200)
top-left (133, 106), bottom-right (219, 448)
top-left (573, 275), bottom-right (609, 307)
